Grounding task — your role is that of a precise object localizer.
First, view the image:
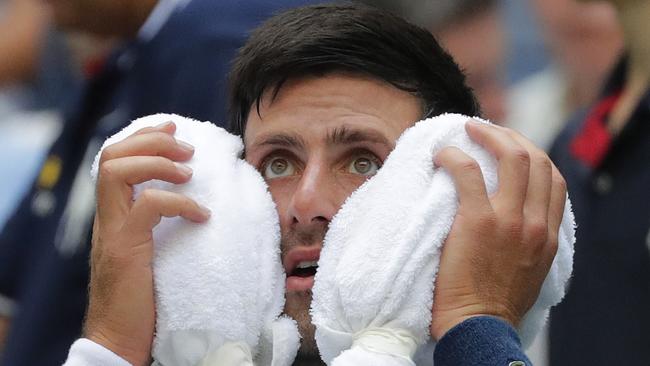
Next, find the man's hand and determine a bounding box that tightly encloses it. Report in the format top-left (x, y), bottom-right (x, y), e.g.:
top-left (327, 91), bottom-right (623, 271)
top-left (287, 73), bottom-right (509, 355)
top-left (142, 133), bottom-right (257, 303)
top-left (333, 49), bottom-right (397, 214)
top-left (84, 122), bottom-right (210, 366)
top-left (430, 121), bottom-right (567, 340)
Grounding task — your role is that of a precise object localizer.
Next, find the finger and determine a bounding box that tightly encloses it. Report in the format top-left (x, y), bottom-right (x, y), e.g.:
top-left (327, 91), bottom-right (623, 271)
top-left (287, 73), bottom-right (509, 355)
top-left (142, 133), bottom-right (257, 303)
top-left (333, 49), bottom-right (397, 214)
top-left (435, 146), bottom-right (491, 212)
top-left (99, 131), bottom-right (194, 165)
top-left (131, 121), bottom-right (176, 136)
top-left (465, 121), bottom-right (530, 213)
top-left (96, 156), bottom-right (193, 226)
top-left (506, 130), bottom-right (553, 224)
top-left (125, 189), bottom-right (211, 239)
top-left (547, 165), bottom-right (567, 248)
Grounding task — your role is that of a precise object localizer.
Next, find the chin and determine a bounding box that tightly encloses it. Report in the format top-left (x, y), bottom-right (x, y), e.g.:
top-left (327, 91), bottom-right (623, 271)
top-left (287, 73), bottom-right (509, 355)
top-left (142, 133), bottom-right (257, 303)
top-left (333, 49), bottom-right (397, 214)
top-left (284, 290), bottom-right (319, 359)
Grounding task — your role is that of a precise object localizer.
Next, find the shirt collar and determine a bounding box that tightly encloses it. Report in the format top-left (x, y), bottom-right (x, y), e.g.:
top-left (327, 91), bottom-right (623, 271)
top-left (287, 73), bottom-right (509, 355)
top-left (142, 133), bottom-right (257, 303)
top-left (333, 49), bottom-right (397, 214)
top-left (137, 0), bottom-right (191, 42)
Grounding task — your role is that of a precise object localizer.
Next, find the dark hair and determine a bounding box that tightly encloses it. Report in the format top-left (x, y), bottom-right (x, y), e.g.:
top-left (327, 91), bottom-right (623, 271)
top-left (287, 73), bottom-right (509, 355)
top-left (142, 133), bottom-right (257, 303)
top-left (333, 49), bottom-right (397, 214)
top-left (228, 3), bottom-right (480, 136)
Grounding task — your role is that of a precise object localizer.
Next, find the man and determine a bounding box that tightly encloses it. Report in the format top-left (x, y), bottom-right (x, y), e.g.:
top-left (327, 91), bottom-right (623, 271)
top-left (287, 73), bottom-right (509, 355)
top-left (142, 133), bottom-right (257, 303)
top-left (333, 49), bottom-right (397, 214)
top-left (74, 4), bottom-right (566, 365)
top-left (0, 0), bottom-right (316, 364)
top-left (508, 0), bottom-right (623, 151)
top-left (549, 0), bottom-right (650, 364)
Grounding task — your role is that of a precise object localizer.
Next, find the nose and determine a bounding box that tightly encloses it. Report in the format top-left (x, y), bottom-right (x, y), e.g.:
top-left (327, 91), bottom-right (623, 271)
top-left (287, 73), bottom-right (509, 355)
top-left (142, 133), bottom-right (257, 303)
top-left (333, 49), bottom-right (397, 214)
top-left (287, 161), bottom-right (338, 226)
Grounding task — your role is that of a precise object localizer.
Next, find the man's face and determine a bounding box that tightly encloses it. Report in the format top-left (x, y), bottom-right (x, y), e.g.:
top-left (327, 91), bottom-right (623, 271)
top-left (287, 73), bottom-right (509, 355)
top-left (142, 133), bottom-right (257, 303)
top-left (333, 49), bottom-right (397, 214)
top-left (244, 74), bottom-right (421, 357)
top-left (437, 9), bottom-right (507, 123)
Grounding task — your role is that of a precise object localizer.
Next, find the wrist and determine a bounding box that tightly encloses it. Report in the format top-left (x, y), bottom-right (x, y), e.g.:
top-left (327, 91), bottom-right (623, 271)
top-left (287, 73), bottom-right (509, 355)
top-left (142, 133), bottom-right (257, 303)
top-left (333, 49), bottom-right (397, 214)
top-left (431, 304), bottom-right (519, 340)
top-left (85, 326), bottom-right (150, 366)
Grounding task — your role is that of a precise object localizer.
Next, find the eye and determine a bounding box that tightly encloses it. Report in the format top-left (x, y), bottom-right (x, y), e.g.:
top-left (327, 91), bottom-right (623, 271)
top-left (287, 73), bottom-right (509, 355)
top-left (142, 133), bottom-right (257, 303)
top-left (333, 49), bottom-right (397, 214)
top-left (263, 157), bottom-right (295, 179)
top-left (348, 155), bottom-right (380, 176)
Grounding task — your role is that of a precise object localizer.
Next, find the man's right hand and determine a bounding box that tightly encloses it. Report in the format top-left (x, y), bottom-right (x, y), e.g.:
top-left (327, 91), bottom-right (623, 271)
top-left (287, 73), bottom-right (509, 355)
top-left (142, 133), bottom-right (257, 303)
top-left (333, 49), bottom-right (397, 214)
top-left (84, 121), bottom-right (210, 366)
top-left (430, 121), bottom-right (567, 340)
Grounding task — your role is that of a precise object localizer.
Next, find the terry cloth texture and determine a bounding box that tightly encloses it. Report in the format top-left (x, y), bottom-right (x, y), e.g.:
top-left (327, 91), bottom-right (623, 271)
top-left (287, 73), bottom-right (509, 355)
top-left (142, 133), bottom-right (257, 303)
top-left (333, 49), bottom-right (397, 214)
top-left (310, 113), bottom-right (576, 365)
top-left (90, 114), bottom-right (299, 366)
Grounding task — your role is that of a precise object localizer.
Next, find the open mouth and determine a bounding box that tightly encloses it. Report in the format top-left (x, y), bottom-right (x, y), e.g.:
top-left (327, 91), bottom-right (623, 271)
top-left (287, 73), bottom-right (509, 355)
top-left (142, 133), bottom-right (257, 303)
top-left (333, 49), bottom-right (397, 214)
top-left (290, 261), bottom-right (319, 278)
top-left (284, 247), bottom-right (321, 292)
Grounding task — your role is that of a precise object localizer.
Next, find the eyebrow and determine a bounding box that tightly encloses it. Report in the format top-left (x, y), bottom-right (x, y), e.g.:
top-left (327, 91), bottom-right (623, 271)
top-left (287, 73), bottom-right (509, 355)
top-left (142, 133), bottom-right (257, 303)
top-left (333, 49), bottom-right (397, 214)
top-left (251, 133), bottom-right (307, 151)
top-left (249, 126), bottom-right (392, 152)
top-left (326, 125), bottom-right (392, 147)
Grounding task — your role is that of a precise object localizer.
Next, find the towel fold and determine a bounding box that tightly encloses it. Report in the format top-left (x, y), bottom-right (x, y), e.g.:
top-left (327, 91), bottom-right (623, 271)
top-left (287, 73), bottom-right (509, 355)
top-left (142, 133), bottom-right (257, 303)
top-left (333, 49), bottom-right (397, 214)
top-left (90, 114), bottom-right (300, 366)
top-left (311, 113), bottom-right (575, 365)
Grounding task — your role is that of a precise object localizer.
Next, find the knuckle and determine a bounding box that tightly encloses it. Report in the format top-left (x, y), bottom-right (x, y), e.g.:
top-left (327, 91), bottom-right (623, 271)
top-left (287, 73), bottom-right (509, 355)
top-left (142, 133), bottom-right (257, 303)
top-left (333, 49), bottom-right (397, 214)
top-left (534, 155), bottom-right (552, 171)
top-left (153, 132), bottom-right (176, 146)
top-left (459, 159), bottom-right (481, 174)
top-left (510, 148), bottom-right (531, 165)
top-left (137, 189), bottom-right (160, 206)
top-left (554, 174), bottom-right (567, 192)
top-left (474, 210), bottom-right (497, 230)
top-left (99, 160), bottom-right (118, 179)
top-left (503, 215), bottom-right (524, 236)
top-left (163, 157), bottom-right (178, 170)
top-left (526, 219), bottom-right (549, 243)
top-left (99, 147), bottom-right (117, 163)
top-left (182, 196), bottom-right (199, 212)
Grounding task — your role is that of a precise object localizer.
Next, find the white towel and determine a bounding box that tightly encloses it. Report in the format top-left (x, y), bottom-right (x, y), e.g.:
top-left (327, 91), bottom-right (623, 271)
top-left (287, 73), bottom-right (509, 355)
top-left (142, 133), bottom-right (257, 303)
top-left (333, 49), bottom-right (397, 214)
top-left (90, 114), bottom-right (300, 366)
top-left (310, 113), bottom-right (575, 365)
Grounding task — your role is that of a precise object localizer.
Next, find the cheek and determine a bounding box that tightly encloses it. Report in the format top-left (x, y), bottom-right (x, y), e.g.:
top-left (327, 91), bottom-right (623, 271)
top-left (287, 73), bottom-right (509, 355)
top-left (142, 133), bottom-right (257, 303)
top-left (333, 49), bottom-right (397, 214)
top-left (336, 173), bottom-right (372, 194)
top-left (267, 179), bottom-right (296, 224)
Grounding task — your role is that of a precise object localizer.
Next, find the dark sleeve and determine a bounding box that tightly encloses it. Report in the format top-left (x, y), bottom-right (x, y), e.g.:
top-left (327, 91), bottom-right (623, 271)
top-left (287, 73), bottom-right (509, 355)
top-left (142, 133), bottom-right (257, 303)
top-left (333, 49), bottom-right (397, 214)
top-left (433, 316), bottom-right (531, 366)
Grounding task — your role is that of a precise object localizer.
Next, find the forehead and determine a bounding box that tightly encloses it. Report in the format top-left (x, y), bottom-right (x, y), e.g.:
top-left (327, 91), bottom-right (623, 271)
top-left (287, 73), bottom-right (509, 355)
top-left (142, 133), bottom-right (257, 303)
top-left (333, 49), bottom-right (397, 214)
top-left (243, 74), bottom-right (422, 150)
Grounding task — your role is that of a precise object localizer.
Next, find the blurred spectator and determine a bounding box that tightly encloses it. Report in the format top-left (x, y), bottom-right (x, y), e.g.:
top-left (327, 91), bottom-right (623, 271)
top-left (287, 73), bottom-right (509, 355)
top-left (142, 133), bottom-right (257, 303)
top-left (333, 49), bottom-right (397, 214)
top-left (548, 0), bottom-right (650, 364)
top-left (362, 0), bottom-right (507, 122)
top-left (0, 0), bottom-right (78, 354)
top-left (0, 0), bottom-right (318, 365)
top-left (0, 0), bottom-right (48, 86)
top-left (0, 0), bottom-right (82, 233)
top-left (501, 0), bottom-right (550, 84)
top-left (507, 0), bottom-right (623, 150)
top-left (508, 3), bottom-right (622, 364)
top-left (433, 0), bottom-right (507, 122)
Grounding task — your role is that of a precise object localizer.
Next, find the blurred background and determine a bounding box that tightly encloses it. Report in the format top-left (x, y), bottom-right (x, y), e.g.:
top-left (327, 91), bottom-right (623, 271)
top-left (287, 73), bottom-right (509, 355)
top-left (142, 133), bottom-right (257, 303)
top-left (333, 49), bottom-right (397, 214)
top-left (0, 0), bottom-right (650, 366)
top-left (0, 0), bottom-right (624, 235)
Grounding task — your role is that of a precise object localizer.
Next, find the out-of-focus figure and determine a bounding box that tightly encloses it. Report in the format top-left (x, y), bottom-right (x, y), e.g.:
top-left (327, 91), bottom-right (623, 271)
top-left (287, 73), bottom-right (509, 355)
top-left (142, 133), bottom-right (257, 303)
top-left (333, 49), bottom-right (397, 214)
top-left (0, 0), bottom-right (79, 229)
top-left (0, 0), bottom-right (78, 352)
top-left (548, 0), bottom-right (650, 365)
top-left (0, 0), bottom-right (117, 357)
top-left (433, 0), bottom-right (508, 122)
top-left (0, 0), bottom-right (48, 86)
top-left (508, 3), bottom-right (622, 364)
top-left (507, 0), bottom-right (623, 150)
top-left (362, 0), bottom-right (507, 123)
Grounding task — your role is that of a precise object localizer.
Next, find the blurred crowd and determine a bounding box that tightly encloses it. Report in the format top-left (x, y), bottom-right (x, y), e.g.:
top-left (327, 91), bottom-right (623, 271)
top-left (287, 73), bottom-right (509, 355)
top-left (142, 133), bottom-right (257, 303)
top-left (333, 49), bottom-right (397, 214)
top-left (0, 0), bottom-right (647, 365)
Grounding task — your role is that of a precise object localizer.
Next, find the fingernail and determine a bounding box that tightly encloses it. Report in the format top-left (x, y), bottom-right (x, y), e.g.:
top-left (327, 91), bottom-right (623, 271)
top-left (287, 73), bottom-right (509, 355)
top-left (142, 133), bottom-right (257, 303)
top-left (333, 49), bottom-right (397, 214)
top-left (176, 140), bottom-right (195, 152)
top-left (156, 121), bottom-right (174, 128)
top-left (199, 204), bottom-right (211, 218)
top-left (433, 157), bottom-right (441, 167)
top-left (467, 120), bottom-right (481, 127)
top-left (174, 162), bottom-right (193, 176)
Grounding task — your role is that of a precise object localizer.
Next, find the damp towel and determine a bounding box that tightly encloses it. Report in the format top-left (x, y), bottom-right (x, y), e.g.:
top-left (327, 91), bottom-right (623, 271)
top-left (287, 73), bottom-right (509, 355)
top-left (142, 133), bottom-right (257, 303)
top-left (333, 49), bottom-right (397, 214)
top-left (90, 114), bottom-right (300, 366)
top-left (310, 113), bottom-right (576, 365)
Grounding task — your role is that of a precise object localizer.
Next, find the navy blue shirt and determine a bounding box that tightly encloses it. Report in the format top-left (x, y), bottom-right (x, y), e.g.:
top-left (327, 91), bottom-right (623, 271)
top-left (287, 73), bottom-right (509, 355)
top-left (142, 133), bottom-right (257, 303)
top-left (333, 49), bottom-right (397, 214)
top-left (435, 317), bottom-right (530, 366)
top-left (549, 59), bottom-right (650, 365)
